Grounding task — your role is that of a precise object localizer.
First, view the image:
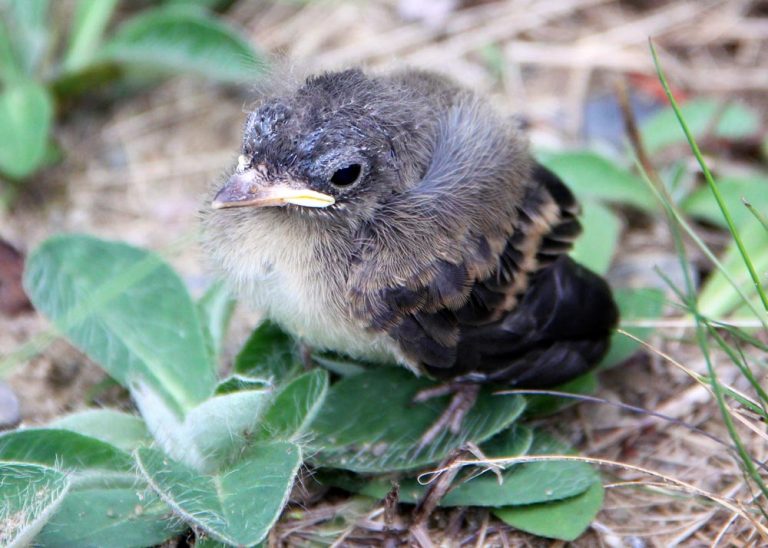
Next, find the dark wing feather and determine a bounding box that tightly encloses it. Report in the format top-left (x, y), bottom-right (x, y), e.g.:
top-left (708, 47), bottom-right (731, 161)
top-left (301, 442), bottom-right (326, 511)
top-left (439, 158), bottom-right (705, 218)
top-left (348, 95), bottom-right (617, 386)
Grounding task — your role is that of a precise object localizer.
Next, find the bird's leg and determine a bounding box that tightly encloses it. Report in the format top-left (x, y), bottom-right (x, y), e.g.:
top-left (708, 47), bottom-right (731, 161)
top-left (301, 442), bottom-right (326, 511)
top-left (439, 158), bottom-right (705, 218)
top-left (299, 342), bottom-right (314, 370)
top-left (411, 447), bottom-right (464, 532)
top-left (414, 382), bottom-right (480, 451)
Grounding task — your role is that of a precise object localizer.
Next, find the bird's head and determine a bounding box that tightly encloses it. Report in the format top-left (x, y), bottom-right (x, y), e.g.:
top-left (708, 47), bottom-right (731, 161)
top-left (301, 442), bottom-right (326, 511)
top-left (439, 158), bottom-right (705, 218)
top-left (211, 69), bottom-right (434, 223)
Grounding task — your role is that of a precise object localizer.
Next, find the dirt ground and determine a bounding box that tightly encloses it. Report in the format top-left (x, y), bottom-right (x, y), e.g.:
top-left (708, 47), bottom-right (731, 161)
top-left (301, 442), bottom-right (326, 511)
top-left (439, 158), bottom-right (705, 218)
top-left (1, 0), bottom-right (767, 545)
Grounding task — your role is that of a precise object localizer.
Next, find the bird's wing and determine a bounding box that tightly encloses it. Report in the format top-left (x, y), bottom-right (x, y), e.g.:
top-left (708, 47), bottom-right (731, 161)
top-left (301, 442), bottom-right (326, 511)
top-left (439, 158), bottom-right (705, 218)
top-left (348, 96), bottom-right (596, 377)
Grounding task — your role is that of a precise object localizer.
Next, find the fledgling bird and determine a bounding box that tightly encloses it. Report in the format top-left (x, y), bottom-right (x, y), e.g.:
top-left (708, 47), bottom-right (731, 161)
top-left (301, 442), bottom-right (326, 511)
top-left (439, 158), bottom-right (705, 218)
top-left (202, 68), bottom-right (618, 436)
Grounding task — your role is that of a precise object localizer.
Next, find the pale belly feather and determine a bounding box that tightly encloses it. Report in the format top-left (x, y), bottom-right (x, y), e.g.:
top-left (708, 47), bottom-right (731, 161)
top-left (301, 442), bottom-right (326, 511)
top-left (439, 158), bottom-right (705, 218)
top-left (218, 220), bottom-right (399, 366)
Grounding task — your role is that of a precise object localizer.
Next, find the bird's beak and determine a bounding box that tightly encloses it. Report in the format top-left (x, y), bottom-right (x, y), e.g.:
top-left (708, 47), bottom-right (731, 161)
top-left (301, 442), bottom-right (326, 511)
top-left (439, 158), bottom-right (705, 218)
top-left (211, 169), bottom-right (335, 210)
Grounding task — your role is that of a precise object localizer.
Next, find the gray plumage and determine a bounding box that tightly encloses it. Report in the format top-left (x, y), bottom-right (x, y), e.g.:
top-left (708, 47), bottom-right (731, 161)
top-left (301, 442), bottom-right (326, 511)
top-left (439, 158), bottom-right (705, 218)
top-left (202, 68), bottom-right (617, 387)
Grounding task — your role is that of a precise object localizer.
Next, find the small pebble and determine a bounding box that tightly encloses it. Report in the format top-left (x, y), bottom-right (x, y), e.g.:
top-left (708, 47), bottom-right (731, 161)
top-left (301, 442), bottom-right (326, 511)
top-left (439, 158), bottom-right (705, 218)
top-left (0, 381), bottom-right (21, 430)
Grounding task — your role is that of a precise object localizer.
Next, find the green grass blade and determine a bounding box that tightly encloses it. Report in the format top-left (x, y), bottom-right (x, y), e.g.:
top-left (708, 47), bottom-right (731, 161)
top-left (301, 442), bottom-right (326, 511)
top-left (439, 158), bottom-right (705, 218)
top-left (744, 198), bottom-right (768, 234)
top-left (650, 41), bottom-right (768, 317)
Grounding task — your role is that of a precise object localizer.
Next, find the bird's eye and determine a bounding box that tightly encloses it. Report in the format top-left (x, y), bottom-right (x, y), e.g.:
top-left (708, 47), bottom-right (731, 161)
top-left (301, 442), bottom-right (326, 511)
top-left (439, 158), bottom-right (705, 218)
top-left (330, 164), bottom-right (362, 187)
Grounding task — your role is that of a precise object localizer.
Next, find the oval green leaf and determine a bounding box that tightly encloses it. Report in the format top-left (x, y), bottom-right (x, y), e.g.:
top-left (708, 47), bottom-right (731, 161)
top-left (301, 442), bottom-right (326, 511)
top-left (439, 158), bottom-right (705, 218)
top-left (306, 368), bottom-right (526, 473)
top-left (0, 462), bottom-right (69, 548)
top-left (599, 287), bottom-right (665, 369)
top-left (538, 152), bottom-right (656, 212)
top-left (257, 368), bottom-right (329, 441)
top-left (51, 409), bottom-right (151, 452)
top-left (494, 481), bottom-right (604, 541)
top-left (100, 8), bottom-right (264, 84)
top-left (698, 221), bottom-right (768, 319)
top-left (136, 441), bottom-right (301, 546)
top-left (324, 428), bottom-right (597, 508)
top-left (23, 235), bottom-right (217, 414)
top-left (36, 487), bottom-right (184, 548)
top-left (681, 176), bottom-right (768, 230)
top-left (0, 429), bottom-right (133, 475)
top-left (570, 200), bottom-right (622, 275)
top-left (234, 320), bottom-right (301, 382)
top-left (0, 80), bottom-right (53, 179)
top-left (641, 99), bottom-right (759, 154)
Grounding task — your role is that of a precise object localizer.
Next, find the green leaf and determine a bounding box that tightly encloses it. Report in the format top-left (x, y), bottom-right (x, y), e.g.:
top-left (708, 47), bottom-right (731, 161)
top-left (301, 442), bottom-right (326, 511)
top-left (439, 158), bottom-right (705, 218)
top-left (326, 428), bottom-right (596, 508)
top-left (599, 288), bottom-right (665, 369)
top-left (100, 7), bottom-right (264, 84)
top-left (128, 381), bottom-right (272, 473)
top-left (641, 99), bottom-right (760, 154)
top-left (215, 374), bottom-right (271, 394)
top-left (62, 0), bottom-right (119, 72)
top-left (311, 351), bottom-right (369, 377)
top-left (681, 177), bottom-right (768, 230)
top-left (181, 387), bottom-right (272, 470)
top-left (5, 0), bottom-right (49, 76)
top-left (0, 462), bottom-right (69, 548)
top-left (257, 368), bottom-right (329, 441)
top-left (136, 441), bottom-right (301, 546)
top-left (23, 235), bottom-right (217, 415)
top-left (37, 487), bottom-right (184, 548)
top-left (50, 409), bottom-right (151, 452)
top-left (324, 425), bottom-right (533, 503)
top-left (538, 151), bottom-right (656, 212)
top-left (197, 280), bottom-right (236, 359)
top-left (0, 20), bottom-right (23, 82)
top-left (435, 431), bottom-right (597, 507)
top-left (0, 429), bottom-right (134, 489)
top-left (698, 221), bottom-right (768, 319)
top-left (307, 368), bottom-right (526, 473)
top-left (164, 0), bottom-right (236, 11)
top-left (494, 481), bottom-right (604, 541)
top-left (570, 200), bottom-right (622, 275)
top-left (235, 320), bottom-right (301, 382)
top-left (0, 80), bottom-right (53, 179)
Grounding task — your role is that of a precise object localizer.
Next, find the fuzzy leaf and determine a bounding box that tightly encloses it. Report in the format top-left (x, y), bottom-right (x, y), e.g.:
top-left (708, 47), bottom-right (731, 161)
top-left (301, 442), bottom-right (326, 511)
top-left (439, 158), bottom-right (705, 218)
top-left (51, 409), bottom-right (151, 452)
top-left (197, 280), bottom-right (236, 359)
top-left (0, 429), bottom-right (133, 477)
top-left (307, 368), bottom-right (526, 473)
top-left (0, 462), bottom-right (69, 548)
top-left (235, 320), bottom-right (301, 381)
top-left (494, 481), bottom-right (604, 541)
top-left (100, 7), bottom-right (264, 84)
top-left (215, 374), bottom-right (271, 395)
top-left (136, 441), bottom-right (301, 546)
top-left (36, 487), bottom-right (183, 548)
top-left (256, 368), bottom-right (329, 441)
top-left (326, 428), bottom-right (596, 508)
top-left (181, 388), bottom-right (272, 470)
top-left (324, 425), bottom-right (533, 503)
top-left (0, 80), bottom-right (53, 179)
top-left (539, 151), bottom-right (656, 212)
top-left (24, 235), bottom-right (217, 415)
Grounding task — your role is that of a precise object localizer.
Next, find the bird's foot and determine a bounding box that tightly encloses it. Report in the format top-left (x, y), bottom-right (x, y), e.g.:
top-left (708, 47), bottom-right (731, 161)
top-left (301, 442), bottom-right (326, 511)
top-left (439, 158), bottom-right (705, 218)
top-left (414, 382), bottom-right (480, 451)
